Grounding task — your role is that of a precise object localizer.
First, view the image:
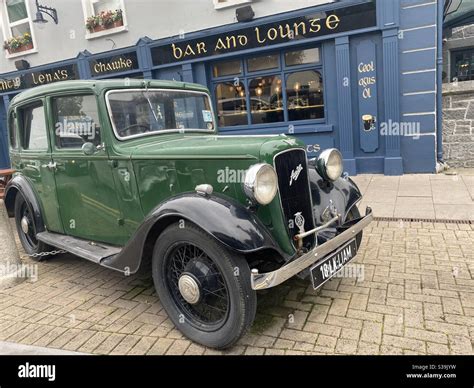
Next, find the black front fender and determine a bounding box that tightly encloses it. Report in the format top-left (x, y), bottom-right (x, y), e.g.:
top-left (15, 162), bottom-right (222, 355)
top-left (101, 193), bottom-right (283, 274)
top-left (308, 166), bottom-right (362, 224)
top-left (4, 175), bottom-right (45, 233)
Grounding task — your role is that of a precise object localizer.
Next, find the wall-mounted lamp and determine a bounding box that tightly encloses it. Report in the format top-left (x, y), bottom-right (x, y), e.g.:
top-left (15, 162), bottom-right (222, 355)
top-left (14, 60), bottom-right (30, 71)
top-left (236, 5), bottom-right (254, 22)
top-left (33, 0), bottom-right (58, 24)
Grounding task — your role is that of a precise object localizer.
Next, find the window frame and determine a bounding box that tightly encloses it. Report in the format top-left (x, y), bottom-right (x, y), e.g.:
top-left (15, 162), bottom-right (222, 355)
top-left (50, 93), bottom-right (103, 151)
top-left (81, 0), bottom-right (128, 40)
top-left (8, 109), bottom-right (18, 150)
top-left (211, 45), bottom-right (325, 128)
top-left (1, 0), bottom-right (37, 58)
top-left (450, 47), bottom-right (474, 82)
top-left (105, 88), bottom-right (217, 141)
top-left (18, 100), bottom-right (50, 153)
top-left (213, 0), bottom-right (252, 10)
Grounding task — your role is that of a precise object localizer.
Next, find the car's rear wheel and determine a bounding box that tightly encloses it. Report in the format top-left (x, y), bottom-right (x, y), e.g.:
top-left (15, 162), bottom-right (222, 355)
top-left (152, 222), bottom-right (256, 349)
top-left (14, 194), bottom-right (49, 259)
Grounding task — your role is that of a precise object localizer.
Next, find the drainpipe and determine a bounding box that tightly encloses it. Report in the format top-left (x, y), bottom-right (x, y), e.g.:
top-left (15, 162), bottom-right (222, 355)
top-left (436, 0), bottom-right (444, 161)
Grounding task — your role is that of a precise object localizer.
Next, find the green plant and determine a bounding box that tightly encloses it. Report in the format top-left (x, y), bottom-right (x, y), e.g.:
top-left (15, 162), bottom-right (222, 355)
top-left (85, 9), bottom-right (123, 32)
top-left (113, 9), bottom-right (123, 22)
top-left (100, 10), bottom-right (114, 27)
top-left (85, 15), bottom-right (100, 32)
top-left (3, 32), bottom-right (33, 52)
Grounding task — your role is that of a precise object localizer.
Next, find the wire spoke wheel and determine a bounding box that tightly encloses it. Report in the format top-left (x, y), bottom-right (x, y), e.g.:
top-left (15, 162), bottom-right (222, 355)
top-left (20, 202), bottom-right (38, 249)
top-left (165, 242), bottom-right (230, 329)
top-left (152, 223), bottom-right (256, 348)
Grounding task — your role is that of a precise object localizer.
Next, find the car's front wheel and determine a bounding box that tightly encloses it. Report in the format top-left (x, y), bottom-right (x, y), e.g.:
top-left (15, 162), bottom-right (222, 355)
top-left (14, 194), bottom-right (50, 259)
top-left (152, 222), bottom-right (257, 349)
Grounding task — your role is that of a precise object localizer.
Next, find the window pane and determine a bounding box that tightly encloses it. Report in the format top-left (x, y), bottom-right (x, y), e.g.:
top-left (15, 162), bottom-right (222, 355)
top-left (93, 0), bottom-right (121, 14)
top-left (9, 113), bottom-right (17, 149)
top-left (107, 90), bottom-right (214, 138)
top-left (213, 60), bottom-right (241, 77)
top-left (6, 0), bottom-right (28, 23)
top-left (215, 81), bottom-right (247, 127)
top-left (249, 75), bottom-right (283, 124)
top-left (22, 104), bottom-right (48, 151)
top-left (247, 54), bottom-right (279, 72)
top-left (453, 49), bottom-right (474, 81)
top-left (285, 48), bottom-right (320, 67)
top-left (53, 95), bottom-right (101, 149)
top-left (286, 70), bottom-right (324, 121)
top-left (11, 22), bottom-right (31, 37)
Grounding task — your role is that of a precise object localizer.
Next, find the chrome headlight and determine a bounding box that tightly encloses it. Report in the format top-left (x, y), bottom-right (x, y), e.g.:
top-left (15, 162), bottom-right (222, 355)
top-left (243, 163), bottom-right (278, 205)
top-left (316, 148), bottom-right (343, 181)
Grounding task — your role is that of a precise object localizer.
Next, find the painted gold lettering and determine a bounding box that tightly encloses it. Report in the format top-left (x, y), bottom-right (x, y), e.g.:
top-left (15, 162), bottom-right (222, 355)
top-left (326, 14), bottom-right (340, 30)
top-left (309, 18), bottom-right (321, 33)
top-left (172, 43), bottom-right (183, 60)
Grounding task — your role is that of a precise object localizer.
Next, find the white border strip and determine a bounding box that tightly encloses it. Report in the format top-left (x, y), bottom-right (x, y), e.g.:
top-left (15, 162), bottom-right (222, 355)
top-left (402, 68), bottom-right (436, 75)
top-left (402, 1), bottom-right (436, 10)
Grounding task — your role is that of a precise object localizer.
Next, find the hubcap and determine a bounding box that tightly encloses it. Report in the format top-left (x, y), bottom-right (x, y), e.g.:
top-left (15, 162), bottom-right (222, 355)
top-left (20, 216), bottom-right (29, 234)
top-left (178, 273), bottom-right (201, 305)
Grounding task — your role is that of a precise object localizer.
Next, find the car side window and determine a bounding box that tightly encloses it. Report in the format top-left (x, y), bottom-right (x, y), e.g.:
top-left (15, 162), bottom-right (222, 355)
top-left (21, 103), bottom-right (49, 151)
top-left (52, 95), bottom-right (101, 149)
top-left (8, 111), bottom-right (17, 150)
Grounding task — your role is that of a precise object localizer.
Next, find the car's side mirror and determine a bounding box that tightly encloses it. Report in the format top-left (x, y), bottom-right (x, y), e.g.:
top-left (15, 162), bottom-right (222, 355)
top-left (82, 142), bottom-right (95, 156)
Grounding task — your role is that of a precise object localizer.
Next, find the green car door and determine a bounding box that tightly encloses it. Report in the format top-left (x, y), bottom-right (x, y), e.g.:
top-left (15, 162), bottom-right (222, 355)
top-left (48, 93), bottom-right (126, 246)
top-left (17, 100), bottom-right (63, 234)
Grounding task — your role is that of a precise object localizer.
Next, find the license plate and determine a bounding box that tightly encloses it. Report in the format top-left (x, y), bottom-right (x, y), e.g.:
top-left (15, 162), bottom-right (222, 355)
top-left (310, 239), bottom-right (358, 289)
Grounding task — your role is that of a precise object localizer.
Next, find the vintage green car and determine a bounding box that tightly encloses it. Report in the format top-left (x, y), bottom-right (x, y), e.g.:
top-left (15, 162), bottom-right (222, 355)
top-left (5, 79), bottom-right (372, 348)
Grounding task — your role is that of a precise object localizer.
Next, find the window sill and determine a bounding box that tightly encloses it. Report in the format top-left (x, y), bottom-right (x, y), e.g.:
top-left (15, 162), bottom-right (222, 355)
top-left (85, 25), bottom-right (128, 40)
top-left (214, 0), bottom-right (251, 10)
top-left (5, 48), bottom-right (38, 59)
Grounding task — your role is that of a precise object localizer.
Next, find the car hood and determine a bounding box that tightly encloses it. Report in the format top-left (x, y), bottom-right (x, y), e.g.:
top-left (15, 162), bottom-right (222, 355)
top-left (127, 133), bottom-right (304, 161)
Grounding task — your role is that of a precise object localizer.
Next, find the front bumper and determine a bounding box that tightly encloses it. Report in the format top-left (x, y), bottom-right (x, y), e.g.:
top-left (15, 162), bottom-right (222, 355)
top-left (250, 206), bottom-right (373, 290)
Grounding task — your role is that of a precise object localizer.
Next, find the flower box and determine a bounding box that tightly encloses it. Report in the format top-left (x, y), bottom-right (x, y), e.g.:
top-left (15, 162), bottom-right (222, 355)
top-left (7, 42), bottom-right (34, 55)
top-left (86, 9), bottom-right (124, 34)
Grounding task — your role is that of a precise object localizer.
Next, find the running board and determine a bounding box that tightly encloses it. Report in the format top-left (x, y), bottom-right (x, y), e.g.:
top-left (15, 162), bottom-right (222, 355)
top-left (36, 231), bottom-right (122, 264)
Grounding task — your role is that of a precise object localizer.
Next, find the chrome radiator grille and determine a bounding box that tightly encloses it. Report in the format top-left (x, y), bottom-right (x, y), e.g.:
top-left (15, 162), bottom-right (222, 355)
top-left (274, 149), bottom-right (315, 250)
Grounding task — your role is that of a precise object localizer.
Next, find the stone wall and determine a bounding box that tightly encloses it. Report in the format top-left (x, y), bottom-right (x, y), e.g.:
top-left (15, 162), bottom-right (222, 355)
top-left (442, 81), bottom-right (474, 167)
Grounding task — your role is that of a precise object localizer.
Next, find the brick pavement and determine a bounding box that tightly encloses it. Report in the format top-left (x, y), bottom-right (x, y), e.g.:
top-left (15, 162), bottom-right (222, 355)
top-left (0, 219), bottom-right (472, 355)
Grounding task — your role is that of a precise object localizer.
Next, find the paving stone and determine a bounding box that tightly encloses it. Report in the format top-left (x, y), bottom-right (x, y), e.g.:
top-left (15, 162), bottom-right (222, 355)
top-left (1, 218), bottom-right (472, 356)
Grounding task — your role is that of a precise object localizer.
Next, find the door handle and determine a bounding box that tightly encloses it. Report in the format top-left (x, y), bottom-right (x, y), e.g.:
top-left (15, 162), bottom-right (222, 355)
top-left (41, 162), bottom-right (58, 170)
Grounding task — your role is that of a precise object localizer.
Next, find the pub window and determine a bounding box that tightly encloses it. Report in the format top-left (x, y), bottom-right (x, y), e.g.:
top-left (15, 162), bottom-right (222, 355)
top-left (3, 0), bottom-right (35, 56)
top-left (20, 103), bottom-right (48, 151)
top-left (213, 60), bottom-right (242, 77)
top-left (285, 48), bottom-right (320, 67)
top-left (215, 81), bottom-right (247, 127)
top-left (247, 54), bottom-right (279, 72)
top-left (249, 76), bottom-right (283, 124)
top-left (451, 48), bottom-right (474, 82)
top-left (52, 95), bottom-right (102, 149)
top-left (82, 0), bottom-right (127, 36)
top-left (286, 71), bottom-right (324, 121)
top-left (8, 112), bottom-right (17, 149)
top-left (211, 46), bottom-right (324, 127)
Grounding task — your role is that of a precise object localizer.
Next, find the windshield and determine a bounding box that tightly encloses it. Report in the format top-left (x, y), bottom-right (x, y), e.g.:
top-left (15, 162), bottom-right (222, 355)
top-left (106, 89), bottom-right (215, 139)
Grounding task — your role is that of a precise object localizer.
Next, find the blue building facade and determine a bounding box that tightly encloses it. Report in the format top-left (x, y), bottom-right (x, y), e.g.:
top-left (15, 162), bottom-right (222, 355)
top-left (0, 0), bottom-right (442, 175)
